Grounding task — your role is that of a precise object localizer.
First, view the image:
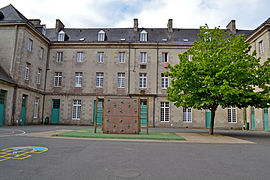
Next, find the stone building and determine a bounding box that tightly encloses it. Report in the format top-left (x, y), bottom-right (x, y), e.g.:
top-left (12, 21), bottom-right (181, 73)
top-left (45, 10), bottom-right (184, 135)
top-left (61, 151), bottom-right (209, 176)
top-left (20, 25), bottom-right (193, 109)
top-left (0, 4), bottom-right (269, 131)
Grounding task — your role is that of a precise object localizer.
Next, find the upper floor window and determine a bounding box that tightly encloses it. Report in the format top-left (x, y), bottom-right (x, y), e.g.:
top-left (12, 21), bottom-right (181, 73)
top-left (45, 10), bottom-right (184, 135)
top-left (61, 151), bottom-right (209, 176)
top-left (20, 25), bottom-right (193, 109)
top-left (161, 73), bottom-right (169, 89)
top-left (58, 30), bottom-right (65, 41)
top-left (75, 72), bottom-right (83, 87)
top-left (140, 52), bottom-right (147, 63)
top-left (39, 48), bottom-right (44, 59)
top-left (24, 64), bottom-right (30, 80)
top-left (77, 52), bottom-right (83, 62)
top-left (28, 39), bottom-right (33, 52)
top-left (98, 30), bottom-right (105, 41)
top-left (98, 52), bottom-right (104, 63)
top-left (56, 52), bottom-right (63, 63)
top-left (36, 69), bottom-right (41, 85)
top-left (162, 52), bottom-right (168, 63)
top-left (54, 72), bottom-right (62, 87)
top-left (139, 73), bottom-right (147, 88)
top-left (259, 41), bottom-right (264, 54)
top-left (96, 72), bottom-right (104, 88)
top-left (117, 73), bottom-right (125, 88)
top-left (228, 107), bottom-right (236, 123)
top-left (140, 30), bottom-right (147, 42)
top-left (119, 52), bottom-right (125, 63)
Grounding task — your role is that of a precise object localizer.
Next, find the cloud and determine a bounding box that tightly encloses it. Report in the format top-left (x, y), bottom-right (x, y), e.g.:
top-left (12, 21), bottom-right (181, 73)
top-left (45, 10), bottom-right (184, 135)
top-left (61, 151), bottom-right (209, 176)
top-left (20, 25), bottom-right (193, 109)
top-left (1, 0), bottom-right (269, 29)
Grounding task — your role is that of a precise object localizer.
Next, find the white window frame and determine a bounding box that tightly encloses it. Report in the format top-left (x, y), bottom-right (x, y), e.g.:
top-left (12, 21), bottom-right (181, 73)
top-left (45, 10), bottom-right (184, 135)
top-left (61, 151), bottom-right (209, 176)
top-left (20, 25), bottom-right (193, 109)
top-left (54, 72), bottom-right (62, 87)
top-left (119, 52), bottom-right (125, 63)
top-left (160, 102), bottom-right (169, 122)
top-left (28, 39), bottom-right (33, 52)
top-left (97, 52), bottom-right (104, 63)
top-left (33, 98), bottom-right (39, 118)
top-left (98, 30), bottom-right (105, 41)
top-left (140, 52), bottom-right (147, 63)
top-left (24, 64), bottom-right (30, 80)
top-left (188, 55), bottom-right (192, 61)
top-left (139, 73), bottom-right (147, 88)
top-left (162, 52), bottom-right (168, 63)
top-left (75, 72), bottom-right (82, 87)
top-left (259, 41), bottom-right (264, 54)
top-left (140, 30), bottom-right (147, 42)
top-left (161, 73), bottom-right (169, 89)
top-left (117, 73), bottom-right (125, 88)
top-left (56, 52), bottom-right (63, 63)
top-left (39, 47), bottom-right (44, 59)
top-left (183, 108), bottom-right (192, 122)
top-left (72, 100), bottom-right (81, 120)
top-left (228, 107), bottom-right (237, 123)
top-left (58, 30), bottom-right (65, 41)
top-left (76, 52), bottom-right (83, 62)
top-left (36, 69), bottom-right (41, 85)
top-left (96, 72), bottom-right (104, 88)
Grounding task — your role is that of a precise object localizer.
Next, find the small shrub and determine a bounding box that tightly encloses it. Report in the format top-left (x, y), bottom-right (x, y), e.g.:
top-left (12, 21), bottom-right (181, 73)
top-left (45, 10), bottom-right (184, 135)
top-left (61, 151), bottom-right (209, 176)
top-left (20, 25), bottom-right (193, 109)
top-left (120, 119), bottom-right (123, 123)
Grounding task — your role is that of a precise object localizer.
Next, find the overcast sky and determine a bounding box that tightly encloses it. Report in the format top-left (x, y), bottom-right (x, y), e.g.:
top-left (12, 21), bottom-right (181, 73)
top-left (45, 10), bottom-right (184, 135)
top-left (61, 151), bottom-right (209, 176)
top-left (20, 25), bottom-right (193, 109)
top-left (1, 0), bottom-right (269, 29)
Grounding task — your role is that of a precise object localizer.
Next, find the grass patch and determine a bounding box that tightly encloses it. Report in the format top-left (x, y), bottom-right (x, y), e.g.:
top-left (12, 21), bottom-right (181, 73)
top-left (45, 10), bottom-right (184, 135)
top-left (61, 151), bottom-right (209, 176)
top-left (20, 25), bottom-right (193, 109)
top-left (53, 129), bottom-right (185, 141)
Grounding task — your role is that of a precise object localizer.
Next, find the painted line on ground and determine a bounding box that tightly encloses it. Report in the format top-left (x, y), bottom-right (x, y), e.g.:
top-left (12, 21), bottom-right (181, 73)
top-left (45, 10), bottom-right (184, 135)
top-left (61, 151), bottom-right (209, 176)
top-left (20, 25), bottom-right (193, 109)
top-left (0, 129), bottom-right (26, 137)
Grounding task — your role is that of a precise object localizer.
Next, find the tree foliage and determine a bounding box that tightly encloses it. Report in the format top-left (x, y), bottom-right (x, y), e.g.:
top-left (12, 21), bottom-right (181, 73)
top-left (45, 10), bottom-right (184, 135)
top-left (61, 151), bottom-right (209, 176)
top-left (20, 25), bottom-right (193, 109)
top-left (166, 25), bottom-right (270, 134)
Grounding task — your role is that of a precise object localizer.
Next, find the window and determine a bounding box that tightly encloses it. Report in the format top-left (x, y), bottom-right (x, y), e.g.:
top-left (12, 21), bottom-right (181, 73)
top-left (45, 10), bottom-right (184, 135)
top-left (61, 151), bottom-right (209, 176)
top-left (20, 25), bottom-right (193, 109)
top-left (72, 100), bottom-right (81, 120)
top-left (117, 73), bottom-right (125, 88)
top-left (161, 73), bottom-right (169, 89)
top-left (119, 52), bottom-right (125, 63)
top-left (183, 108), bottom-right (192, 122)
top-left (140, 52), bottom-right (147, 63)
top-left (188, 55), bottom-right (192, 61)
top-left (28, 39), bottom-right (33, 52)
top-left (259, 41), bottom-right (264, 54)
top-left (33, 98), bottom-right (39, 118)
top-left (162, 52), bottom-right (168, 62)
top-left (56, 52), bottom-right (63, 63)
top-left (140, 30), bottom-right (147, 42)
top-left (160, 102), bottom-right (169, 122)
top-left (42, 25), bottom-right (46, 35)
top-left (36, 69), bottom-right (41, 84)
top-left (24, 64), bottom-right (30, 80)
top-left (139, 73), bottom-right (147, 88)
top-left (96, 72), bottom-right (104, 87)
top-left (54, 72), bottom-right (62, 87)
top-left (228, 107), bottom-right (236, 123)
top-left (58, 30), bottom-right (65, 41)
top-left (75, 72), bottom-right (82, 87)
top-left (40, 48), bottom-right (44, 59)
top-left (98, 30), bottom-right (105, 41)
top-left (77, 52), bottom-right (83, 62)
top-left (98, 52), bottom-right (104, 63)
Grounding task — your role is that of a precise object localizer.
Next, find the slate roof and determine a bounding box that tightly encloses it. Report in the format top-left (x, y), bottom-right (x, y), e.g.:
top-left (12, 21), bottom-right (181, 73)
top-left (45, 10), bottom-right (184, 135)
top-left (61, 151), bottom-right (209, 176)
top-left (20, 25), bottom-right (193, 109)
top-left (0, 65), bottom-right (15, 85)
top-left (0, 4), bottom-right (28, 23)
top-left (248, 17), bottom-right (270, 37)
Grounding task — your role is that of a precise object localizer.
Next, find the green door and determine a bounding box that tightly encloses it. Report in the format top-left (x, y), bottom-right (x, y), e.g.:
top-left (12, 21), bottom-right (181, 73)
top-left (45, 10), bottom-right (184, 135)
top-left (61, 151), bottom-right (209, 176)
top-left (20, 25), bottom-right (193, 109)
top-left (93, 100), bottom-right (103, 125)
top-left (251, 107), bottom-right (255, 130)
top-left (0, 90), bottom-right (6, 126)
top-left (264, 108), bottom-right (269, 132)
top-left (51, 99), bottom-right (60, 124)
top-left (205, 110), bottom-right (211, 128)
top-left (20, 95), bottom-right (27, 125)
top-left (140, 102), bottom-right (147, 127)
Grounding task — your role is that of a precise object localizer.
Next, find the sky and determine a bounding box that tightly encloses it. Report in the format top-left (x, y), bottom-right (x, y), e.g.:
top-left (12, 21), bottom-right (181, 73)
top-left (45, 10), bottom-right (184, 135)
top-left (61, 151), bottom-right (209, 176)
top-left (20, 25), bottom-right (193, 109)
top-left (1, 0), bottom-right (269, 30)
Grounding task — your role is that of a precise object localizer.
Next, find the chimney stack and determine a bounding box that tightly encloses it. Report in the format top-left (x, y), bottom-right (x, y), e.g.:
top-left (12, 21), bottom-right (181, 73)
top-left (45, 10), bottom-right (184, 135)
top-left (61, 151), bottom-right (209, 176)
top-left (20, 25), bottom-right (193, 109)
top-left (167, 19), bottom-right (173, 33)
top-left (29, 19), bottom-right (41, 26)
top-left (226, 20), bottom-right (236, 34)
top-left (55, 19), bottom-right (65, 32)
top-left (134, 18), bottom-right (138, 32)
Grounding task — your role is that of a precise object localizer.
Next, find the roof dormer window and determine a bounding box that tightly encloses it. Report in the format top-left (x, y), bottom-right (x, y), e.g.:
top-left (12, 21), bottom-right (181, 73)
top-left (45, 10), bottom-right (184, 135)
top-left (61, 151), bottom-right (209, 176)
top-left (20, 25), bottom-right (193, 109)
top-left (140, 30), bottom-right (147, 42)
top-left (58, 30), bottom-right (65, 41)
top-left (98, 30), bottom-right (105, 41)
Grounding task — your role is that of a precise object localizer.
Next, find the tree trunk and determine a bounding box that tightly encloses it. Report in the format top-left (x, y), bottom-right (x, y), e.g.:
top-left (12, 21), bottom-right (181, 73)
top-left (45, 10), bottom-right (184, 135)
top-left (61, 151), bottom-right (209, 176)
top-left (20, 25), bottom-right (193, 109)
top-left (209, 110), bottom-right (216, 135)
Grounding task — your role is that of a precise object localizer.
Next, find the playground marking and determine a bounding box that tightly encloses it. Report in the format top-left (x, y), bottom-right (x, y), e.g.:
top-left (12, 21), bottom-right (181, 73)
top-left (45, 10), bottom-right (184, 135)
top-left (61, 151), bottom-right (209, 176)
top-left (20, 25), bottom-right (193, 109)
top-left (0, 129), bottom-right (26, 137)
top-left (0, 146), bottom-right (48, 162)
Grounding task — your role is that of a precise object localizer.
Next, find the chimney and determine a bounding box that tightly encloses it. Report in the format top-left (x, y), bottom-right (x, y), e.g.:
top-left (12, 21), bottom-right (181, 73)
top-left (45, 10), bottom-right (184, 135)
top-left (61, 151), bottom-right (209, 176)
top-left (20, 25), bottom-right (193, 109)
top-left (134, 18), bottom-right (138, 32)
top-left (29, 19), bottom-right (41, 27)
top-left (226, 20), bottom-right (236, 34)
top-left (167, 19), bottom-right (173, 33)
top-left (55, 19), bottom-right (65, 32)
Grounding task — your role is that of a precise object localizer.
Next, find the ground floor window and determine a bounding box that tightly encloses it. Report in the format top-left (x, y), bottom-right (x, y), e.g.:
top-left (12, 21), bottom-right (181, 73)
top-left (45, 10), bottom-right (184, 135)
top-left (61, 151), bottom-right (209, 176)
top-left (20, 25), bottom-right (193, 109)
top-left (160, 102), bottom-right (169, 122)
top-left (228, 107), bottom-right (236, 123)
top-left (72, 100), bottom-right (81, 120)
top-left (183, 108), bottom-right (192, 122)
top-left (33, 98), bottom-right (39, 118)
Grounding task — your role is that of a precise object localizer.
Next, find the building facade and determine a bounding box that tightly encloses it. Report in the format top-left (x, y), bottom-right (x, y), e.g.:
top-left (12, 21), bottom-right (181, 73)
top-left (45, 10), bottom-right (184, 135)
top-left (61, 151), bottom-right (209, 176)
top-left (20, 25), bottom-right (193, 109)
top-left (0, 4), bottom-right (269, 131)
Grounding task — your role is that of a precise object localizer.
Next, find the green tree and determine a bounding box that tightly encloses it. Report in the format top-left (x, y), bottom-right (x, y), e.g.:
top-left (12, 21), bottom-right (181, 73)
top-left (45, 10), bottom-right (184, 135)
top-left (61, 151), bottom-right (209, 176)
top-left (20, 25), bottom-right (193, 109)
top-left (166, 25), bottom-right (270, 134)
